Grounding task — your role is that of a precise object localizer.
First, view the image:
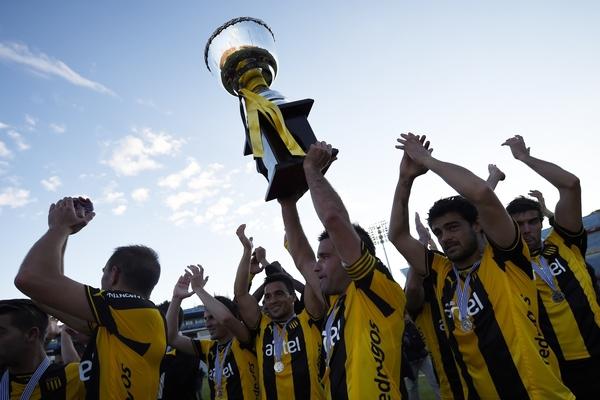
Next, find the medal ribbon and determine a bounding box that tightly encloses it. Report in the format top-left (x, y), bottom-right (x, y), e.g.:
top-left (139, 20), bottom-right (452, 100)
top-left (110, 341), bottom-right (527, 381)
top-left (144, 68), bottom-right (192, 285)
top-left (239, 88), bottom-right (305, 159)
top-left (532, 256), bottom-right (560, 293)
top-left (452, 262), bottom-right (480, 328)
top-left (213, 340), bottom-right (232, 395)
top-left (272, 314), bottom-right (296, 366)
top-left (324, 295), bottom-right (345, 366)
top-left (0, 356), bottom-right (51, 400)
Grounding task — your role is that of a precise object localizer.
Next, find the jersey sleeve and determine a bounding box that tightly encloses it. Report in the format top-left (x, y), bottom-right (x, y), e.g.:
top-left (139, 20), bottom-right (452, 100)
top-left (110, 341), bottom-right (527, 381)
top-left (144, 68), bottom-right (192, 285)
top-left (549, 217), bottom-right (588, 256)
top-left (191, 339), bottom-right (213, 362)
top-left (486, 221), bottom-right (533, 278)
top-left (344, 242), bottom-right (405, 317)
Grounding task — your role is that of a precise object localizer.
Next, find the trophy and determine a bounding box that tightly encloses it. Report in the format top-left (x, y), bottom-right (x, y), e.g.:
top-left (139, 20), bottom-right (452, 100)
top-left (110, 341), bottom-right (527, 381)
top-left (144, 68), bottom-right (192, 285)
top-left (204, 17), bottom-right (335, 201)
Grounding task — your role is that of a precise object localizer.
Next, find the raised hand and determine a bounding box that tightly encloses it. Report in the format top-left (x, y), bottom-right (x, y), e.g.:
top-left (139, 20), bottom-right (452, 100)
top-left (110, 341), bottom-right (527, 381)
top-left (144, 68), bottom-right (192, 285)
top-left (187, 264), bottom-right (209, 293)
top-left (172, 272), bottom-right (194, 300)
top-left (236, 224), bottom-right (253, 251)
top-left (396, 133), bottom-right (432, 179)
top-left (303, 141), bottom-right (334, 172)
top-left (487, 164), bottom-right (506, 182)
top-left (414, 212), bottom-right (432, 245)
top-left (502, 134), bottom-right (531, 161)
top-left (250, 246), bottom-right (266, 275)
top-left (48, 197), bottom-right (95, 235)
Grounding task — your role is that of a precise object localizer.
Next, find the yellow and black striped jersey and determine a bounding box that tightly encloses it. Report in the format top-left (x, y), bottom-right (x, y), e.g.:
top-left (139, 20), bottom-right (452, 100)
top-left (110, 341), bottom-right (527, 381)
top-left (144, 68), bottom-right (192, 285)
top-left (413, 272), bottom-right (472, 400)
top-left (192, 338), bottom-right (259, 400)
top-left (427, 233), bottom-right (573, 399)
top-left (254, 309), bottom-right (325, 400)
top-left (322, 243), bottom-right (405, 400)
top-left (81, 286), bottom-right (167, 400)
top-left (158, 347), bottom-right (201, 400)
top-left (2, 362), bottom-right (84, 400)
top-left (535, 219), bottom-right (600, 362)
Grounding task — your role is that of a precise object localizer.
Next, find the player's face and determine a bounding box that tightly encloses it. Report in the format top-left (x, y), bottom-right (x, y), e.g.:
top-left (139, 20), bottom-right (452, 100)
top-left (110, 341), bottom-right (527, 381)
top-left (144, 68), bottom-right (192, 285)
top-left (0, 314), bottom-right (28, 366)
top-left (315, 238), bottom-right (351, 296)
top-left (204, 311), bottom-right (229, 341)
top-left (100, 263), bottom-right (117, 290)
top-left (263, 281), bottom-right (295, 321)
top-left (510, 210), bottom-right (543, 252)
top-left (430, 212), bottom-right (480, 264)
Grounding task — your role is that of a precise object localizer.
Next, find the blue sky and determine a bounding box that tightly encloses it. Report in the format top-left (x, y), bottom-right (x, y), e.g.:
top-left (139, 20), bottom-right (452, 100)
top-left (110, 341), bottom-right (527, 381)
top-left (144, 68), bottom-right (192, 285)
top-left (2, 1), bottom-right (599, 306)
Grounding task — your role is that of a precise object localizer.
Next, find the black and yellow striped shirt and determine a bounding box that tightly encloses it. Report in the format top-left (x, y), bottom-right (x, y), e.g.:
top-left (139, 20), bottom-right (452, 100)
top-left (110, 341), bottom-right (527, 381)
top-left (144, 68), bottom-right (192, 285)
top-left (81, 286), bottom-right (167, 400)
top-left (322, 244), bottom-right (405, 399)
top-left (413, 271), bottom-right (473, 399)
top-left (192, 338), bottom-right (259, 400)
top-left (158, 347), bottom-right (201, 399)
top-left (254, 310), bottom-right (324, 400)
top-left (535, 220), bottom-right (600, 362)
top-left (427, 235), bottom-right (573, 399)
top-left (3, 363), bottom-right (84, 400)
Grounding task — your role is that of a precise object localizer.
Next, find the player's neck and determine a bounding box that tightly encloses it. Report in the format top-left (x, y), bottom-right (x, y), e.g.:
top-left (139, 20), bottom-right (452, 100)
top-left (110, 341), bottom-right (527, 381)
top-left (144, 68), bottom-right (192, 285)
top-left (454, 252), bottom-right (481, 270)
top-left (217, 334), bottom-right (233, 345)
top-left (10, 347), bottom-right (46, 375)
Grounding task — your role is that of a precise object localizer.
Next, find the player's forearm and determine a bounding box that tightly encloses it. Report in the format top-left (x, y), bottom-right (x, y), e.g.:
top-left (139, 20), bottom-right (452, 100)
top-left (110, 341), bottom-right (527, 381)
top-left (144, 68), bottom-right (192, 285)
top-left (194, 288), bottom-right (233, 326)
top-left (425, 157), bottom-right (493, 206)
top-left (519, 154), bottom-right (580, 192)
top-left (280, 201), bottom-right (316, 274)
top-left (405, 269), bottom-right (426, 314)
top-left (166, 297), bottom-right (183, 344)
top-left (61, 332), bottom-right (81, 364)
top-left (389, 176), bottom-right (415, 243)
top-left (304, 166), bottom-right (350, 231)
top-left (233, 247), bottom-right (252, 298)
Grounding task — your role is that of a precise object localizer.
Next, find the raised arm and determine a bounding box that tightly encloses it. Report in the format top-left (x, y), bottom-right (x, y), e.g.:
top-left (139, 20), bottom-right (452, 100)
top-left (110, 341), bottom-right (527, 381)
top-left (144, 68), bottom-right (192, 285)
top-left (188, 264), bottom-right (251, 344)
top-left (415, 212), bottom-right (438, 251)
top-left (486, 164), bottom-right (506, 190)
top-left (399, 133), bottom-right (516, 248)
top-left (14, 198), bottom-right (96, 321)
top-left (278, 197), bottom-right (325, 319)
top-left (166, 273), bottom-right (195, 354)
top-left (303, 142), bottom-right (362, 265)
top-left (233, 224), bottom-right (261, 329)
top-left (529, 190), bottom-right (554, 219)
top-left (34, 301), bottom-right (91, 335)
top-left (503, 135), bottom-right (580, 231)
top-left (60, 326), bottom-right (81, 364)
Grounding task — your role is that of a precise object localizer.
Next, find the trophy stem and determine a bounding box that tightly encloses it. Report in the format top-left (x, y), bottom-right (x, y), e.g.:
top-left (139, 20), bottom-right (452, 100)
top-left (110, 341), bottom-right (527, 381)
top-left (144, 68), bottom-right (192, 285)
top-left (238, 68), bottom-right (269, 93)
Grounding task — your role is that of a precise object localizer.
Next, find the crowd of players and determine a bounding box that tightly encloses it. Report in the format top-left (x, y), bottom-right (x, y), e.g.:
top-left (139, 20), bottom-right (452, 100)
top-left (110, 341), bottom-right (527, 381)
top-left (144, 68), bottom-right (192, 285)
top-left (2, 134), bottom-right (599, 399)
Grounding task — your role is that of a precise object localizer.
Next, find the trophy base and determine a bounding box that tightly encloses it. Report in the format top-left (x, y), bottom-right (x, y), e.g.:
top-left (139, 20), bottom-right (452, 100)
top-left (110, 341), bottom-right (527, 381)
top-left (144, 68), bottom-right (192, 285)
top-left (242, 97), bottom-right (337, 201)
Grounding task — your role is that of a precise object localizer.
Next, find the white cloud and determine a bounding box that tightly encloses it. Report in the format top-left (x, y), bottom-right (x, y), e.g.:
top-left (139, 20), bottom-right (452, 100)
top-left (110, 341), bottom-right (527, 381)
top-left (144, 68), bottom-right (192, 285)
top-left (7, 130), bottom-right (29, 150)
top-left (112, 204), bottom-right (127, 215)
top-left (25, 114), bottom-right (36, 129)
top-left (0, 122), bottom-right (9, 130)
top-left (158, 160), bottom-right (202, 189)
top-left (0, 141), bottom-right (12, 158)
top-left (49, 123), bottom-right (66, 134)
top-left (236, 200), bottom-right (264, 216)
top-left (131, 187), bottom-right (149, 202)
top-left (245, 161), bottom-right (256, 174)
top-left (204, 197), bottom-right (233, 220)
top-left (0, 42), bottom-right (116, 96)
top-left (104, 128), bottom-right (184, 176)
top-left (41, 176), bottom-right (62, 192)
top-left (0, 187), bottom-right (31, 208)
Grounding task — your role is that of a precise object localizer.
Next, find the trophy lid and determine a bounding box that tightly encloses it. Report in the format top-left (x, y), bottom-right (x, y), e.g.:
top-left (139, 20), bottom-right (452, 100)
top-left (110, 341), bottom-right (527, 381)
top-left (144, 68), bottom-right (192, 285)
top-left (204, 17), bottom-right (278, 95)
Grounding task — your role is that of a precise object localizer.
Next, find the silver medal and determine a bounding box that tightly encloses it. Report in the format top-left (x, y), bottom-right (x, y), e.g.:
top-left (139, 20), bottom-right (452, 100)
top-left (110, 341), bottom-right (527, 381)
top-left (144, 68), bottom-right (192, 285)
top-left (274, 361), bottom-right (284, 373)
top-left (216, 388), bottom-right (223, 399)
top-left (552, 291), bottom-right (565, 303)
top-left (461, 318), bottom-right (473, 332)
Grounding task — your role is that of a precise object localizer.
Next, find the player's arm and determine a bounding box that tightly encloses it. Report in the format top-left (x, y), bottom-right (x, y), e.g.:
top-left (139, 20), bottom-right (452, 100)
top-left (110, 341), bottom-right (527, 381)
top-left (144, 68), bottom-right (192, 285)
top-left (233, 224), bottom-right (261, 329)
top-left (278, 197), bottom-right (325, 319)
top-left (389, 136), bottom-right (432, 285)
top-left (14, 198), bottom-right (96, 321)
top-left (34, 301), bottom-right (92, 335)
top-left (303, 141), bottom-right (363, 267)
top-left (486, 163), bottom-right (506, 190)
top-left (399, 133), bottom-right (516, 248)
top-left (60, 327), bottom-right (81, 364)
top-left (529, 190), bottom-right (554, 219)
top-left (503, 135), bottom-right (581, 232)
top-left (188, 264), bottom-right (252, 344)
top-left (166, 274), bottom-right (195, 354)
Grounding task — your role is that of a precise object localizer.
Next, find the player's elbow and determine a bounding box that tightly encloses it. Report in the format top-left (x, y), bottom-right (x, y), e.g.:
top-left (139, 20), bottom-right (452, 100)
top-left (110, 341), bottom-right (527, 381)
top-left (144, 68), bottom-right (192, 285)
top-left (470, 183), bottom-right (496, 205)
top-left (14, 268), bottom-right (36, 294)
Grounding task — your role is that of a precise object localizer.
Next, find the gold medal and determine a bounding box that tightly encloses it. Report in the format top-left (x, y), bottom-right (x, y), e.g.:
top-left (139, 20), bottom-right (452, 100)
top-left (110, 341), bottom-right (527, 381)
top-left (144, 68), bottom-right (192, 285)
top-left (552, 290), bottom-right (565, 303)
top-left (274, 361), bottom-right (284, 373)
